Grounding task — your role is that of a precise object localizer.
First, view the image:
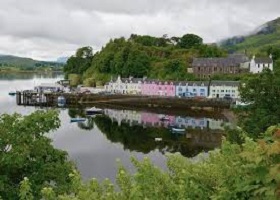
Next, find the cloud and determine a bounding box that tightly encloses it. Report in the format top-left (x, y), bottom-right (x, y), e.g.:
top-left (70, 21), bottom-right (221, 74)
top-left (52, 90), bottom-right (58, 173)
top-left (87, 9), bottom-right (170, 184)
top-left (0, 0), bottom-right (279, 60)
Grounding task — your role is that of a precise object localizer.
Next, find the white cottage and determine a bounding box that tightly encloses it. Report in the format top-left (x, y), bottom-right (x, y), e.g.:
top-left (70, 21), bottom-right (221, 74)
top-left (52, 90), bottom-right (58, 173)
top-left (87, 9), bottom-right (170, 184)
top-left (249, 55), bottom-right (273, 74)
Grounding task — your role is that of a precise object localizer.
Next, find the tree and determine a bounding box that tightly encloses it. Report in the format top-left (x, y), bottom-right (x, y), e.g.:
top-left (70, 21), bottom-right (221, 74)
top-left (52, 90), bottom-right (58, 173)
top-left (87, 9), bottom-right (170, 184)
top-left (178, 34), bottom-right (203, 49)
top-left (238, 69), bottom-right (280, 138)
top-left (21, 126), bottom-right (280, 199)
top-left (0, 110), bottom-right (74, 199)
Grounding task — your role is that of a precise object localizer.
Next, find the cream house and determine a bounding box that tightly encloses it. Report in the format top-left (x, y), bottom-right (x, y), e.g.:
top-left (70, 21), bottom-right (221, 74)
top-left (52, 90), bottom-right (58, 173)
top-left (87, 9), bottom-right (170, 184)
top-left (209, 81), bottom-right (240, 99)
top-left (105, 76), bottom-right (142, 95)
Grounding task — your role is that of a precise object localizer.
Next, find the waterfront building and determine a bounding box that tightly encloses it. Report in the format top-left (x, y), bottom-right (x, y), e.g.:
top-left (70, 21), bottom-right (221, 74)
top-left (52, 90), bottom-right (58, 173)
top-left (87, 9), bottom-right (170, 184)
top-left (209, 81), bottom-right (240, 99)
top-left (249, 55), bottom-right (273, 73)
top-left (141, 80), bottom-right (176, 97)
top-left (105, 76), bottom-right (142, 94)
top-left (175, 81), bottom-right (208, 97)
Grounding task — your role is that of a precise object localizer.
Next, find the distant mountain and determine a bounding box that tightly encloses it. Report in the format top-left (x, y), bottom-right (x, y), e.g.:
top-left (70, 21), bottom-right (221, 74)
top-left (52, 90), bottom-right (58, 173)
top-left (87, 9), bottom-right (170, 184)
top-left (0, 55), bottom-right (64, 69)
top-left (56, 57), bottom-right (69, 64)
top-left (220, 17), bottom-right (280, 54)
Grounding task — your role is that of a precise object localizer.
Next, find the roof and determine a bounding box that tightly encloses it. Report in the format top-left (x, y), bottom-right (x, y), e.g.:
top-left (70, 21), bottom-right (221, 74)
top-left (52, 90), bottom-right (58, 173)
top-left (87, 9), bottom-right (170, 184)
top-left (254, 58), bottom-right (273, 64)
top-left (210, 81), bottom-right (240, 87)
top-left (192, 54), bottom-right (249, 67)
top-left (175, 81), bottom-right (209, 87)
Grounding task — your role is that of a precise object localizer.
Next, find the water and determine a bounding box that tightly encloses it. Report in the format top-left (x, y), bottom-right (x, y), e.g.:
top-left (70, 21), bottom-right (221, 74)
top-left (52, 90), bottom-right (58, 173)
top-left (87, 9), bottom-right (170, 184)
top-left (0, 73), bottom-right (231, 181)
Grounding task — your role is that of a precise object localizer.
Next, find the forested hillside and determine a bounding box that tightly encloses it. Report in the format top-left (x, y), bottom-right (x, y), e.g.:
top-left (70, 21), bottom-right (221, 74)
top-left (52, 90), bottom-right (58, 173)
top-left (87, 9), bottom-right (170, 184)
top-left (64, 34), bottom-right (226, 85)
top-left (0, 55), bottom-right (64, 71)
top-left (221, 17), bottom-right (280, 55)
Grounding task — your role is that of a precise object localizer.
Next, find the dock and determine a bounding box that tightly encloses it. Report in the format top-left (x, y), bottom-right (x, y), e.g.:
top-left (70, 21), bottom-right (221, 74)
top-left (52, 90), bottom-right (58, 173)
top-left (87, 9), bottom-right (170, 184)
top-left (16, 91), bottom-right (232, 110)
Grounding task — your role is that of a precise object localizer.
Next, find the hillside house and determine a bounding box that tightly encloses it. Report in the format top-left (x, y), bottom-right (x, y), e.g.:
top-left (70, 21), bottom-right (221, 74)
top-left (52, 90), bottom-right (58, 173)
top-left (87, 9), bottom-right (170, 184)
top-left (249, 55), bottom-right (273, 73)
top-left (192, 54), bottom-right (250, 78)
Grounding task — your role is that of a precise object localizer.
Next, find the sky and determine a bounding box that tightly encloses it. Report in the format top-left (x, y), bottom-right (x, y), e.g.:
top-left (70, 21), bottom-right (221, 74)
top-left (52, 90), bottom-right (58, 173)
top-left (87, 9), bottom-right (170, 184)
top-left (0, 0), bottom-right (279, 61)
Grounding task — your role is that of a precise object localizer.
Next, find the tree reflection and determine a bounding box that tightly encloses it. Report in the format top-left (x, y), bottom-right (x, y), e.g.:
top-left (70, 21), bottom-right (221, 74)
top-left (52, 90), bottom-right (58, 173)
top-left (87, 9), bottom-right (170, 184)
top-left (93, 115), bottom-right (221, 157)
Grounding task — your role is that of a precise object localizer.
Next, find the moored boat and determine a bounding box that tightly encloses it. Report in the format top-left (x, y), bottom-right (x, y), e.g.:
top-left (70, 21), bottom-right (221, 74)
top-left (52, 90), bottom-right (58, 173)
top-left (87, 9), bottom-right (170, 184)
top-left (8, 91), bottom-right (16, 96)
top-left (159, 115), bottom-right (170, 121)
top-left (86, 107), bottom-right (104, 115)
top-left (70, 118), bottom-right (86, 123)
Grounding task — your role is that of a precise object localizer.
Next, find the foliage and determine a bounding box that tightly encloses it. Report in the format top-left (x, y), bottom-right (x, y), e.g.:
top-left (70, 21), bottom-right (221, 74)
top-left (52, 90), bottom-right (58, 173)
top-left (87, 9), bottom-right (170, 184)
top-left (0, 110), bottom-right (74, 199)
top-left (64, 46), bottom-right (93, 75)
top-left (68, 74), bottom-right (81, 87)
top-left (238, 69), bottom-right (280, 138)
top-left (0, 55), bottom-right (63, 71)
top-left (64, 34), bottom-right (227, 83)
top-left (19, 126), bottom-right (280, 200)
top-left (177, 34), bottom-right (203, 49)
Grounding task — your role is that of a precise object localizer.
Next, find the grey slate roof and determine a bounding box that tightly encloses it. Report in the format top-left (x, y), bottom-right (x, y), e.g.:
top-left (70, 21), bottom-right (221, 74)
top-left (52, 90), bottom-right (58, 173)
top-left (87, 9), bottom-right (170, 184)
top-left (210, 81), bottom-right (240, 87)
top-left (255, 58), bottom-right (273, 64)
top-left (192, 54), bottom-right (249, 67)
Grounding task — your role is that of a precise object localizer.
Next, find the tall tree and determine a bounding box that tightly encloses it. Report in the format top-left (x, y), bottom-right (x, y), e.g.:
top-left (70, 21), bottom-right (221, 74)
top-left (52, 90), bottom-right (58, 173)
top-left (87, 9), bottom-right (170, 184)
top-left (178, 34), bottom-right (203, 49)
top-left (0, 111), bottom-right (74, 199)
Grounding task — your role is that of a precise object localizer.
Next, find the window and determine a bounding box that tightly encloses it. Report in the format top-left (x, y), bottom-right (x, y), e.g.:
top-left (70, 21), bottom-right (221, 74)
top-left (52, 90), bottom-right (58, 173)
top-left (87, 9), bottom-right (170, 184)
top-left (221, 90), bottom-right (224, 93)
top-left (232, 90), bottom-right (235, 93)
top-left (212, 90), bottom-right (216, 92)
top-left (193, 89), bottom-right (197, 92)
top-left (200, 89), bottom-right (205, 92)
top-left (179, 87), bottom-right (182, 92)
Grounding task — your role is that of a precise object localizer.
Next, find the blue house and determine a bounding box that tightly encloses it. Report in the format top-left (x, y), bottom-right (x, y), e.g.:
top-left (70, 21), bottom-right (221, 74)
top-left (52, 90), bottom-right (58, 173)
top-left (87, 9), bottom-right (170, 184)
top-left (175, 81), bottom-right (209, 98)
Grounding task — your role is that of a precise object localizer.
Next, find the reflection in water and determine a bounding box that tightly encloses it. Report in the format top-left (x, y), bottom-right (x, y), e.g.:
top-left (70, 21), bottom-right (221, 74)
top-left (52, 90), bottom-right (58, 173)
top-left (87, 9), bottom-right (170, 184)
top-left (70, 108), bottom-right (229, 157)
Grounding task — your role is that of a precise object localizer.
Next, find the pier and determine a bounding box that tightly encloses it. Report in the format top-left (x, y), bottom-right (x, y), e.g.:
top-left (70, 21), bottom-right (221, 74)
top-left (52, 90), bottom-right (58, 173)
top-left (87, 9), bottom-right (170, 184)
top-left (16, 91), bottom-right (232, 110)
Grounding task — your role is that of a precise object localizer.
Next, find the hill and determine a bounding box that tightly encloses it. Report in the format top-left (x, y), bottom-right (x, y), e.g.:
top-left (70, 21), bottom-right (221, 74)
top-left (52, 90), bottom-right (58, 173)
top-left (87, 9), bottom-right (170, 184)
top-left (220, 17), bottom-right (280, 55)
top-left (64, 34), bottom-right (227, 85)
top-left (0, 55), bottom-right (64, 71)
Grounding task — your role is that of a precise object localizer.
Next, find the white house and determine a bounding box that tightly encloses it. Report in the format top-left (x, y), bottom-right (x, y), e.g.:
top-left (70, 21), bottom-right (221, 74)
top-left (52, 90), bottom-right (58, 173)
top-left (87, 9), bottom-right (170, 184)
top-left (209, 81), bottom-right (240, 99)
top-left (249, 55), bottom-right (273, 73)
top-left (105, 76), bottom-right (128, 94)
top-left (105, 76), bottom-right (142, 95)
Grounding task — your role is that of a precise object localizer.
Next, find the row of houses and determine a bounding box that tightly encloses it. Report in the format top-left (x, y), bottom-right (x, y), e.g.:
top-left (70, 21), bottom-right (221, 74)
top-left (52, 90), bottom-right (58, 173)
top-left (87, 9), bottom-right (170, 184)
top-left (104, 109), bottom-right (231, 131)
top-left (105, 76), bottom-right (240, 99)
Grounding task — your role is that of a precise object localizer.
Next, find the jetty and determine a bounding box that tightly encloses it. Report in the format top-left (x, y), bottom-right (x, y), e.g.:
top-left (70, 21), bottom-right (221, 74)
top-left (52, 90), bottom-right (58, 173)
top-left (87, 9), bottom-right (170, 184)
top-left (16, 91), bottom-right (232, 110)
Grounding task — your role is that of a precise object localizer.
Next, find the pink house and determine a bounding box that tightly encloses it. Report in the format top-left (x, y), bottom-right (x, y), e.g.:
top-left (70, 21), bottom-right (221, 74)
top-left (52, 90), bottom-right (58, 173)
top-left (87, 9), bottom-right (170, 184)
top-left (141, 80), bottom-right (176, 97)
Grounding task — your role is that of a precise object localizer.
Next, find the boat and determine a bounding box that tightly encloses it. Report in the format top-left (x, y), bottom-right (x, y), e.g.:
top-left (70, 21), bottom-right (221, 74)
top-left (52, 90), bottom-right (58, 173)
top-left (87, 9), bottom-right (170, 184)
top-left (159, 116), bottom-right (170, 121)
top-left (70, 118), bottom-right (86, 123)
top-left (155, 138), bottom-right (162, 142)
top-left (171, 127), bottom-right (186, 133)
top-left (86, 107), bottom-right (104, 115)
top-left (8, 91), bottom-right (16, 96)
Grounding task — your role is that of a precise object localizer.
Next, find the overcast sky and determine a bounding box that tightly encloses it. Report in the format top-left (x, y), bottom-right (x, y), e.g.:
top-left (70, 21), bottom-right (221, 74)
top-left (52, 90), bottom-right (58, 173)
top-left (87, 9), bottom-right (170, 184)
top-left (0, 0), bottom-right (279, 61)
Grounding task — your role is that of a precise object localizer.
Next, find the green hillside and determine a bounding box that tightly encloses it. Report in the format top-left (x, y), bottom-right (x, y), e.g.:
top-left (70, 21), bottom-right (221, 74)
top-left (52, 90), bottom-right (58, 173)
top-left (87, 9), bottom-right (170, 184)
top-left (0, 55), bottom-right (64, 71)
top-left (64, 34), bottom-right (227, 85)
top-left (221, 17), bottom-right (280, 55)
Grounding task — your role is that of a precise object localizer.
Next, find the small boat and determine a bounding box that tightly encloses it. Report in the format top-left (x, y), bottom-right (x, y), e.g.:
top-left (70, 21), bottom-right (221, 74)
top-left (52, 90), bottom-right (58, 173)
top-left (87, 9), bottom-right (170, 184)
top-left (171, 127), bottom-right (186, 133)
top-left (155, 138), bottom-right (162, 142)
top-left (86, 107), bottom-right (103, 115)
top-left (70, 118), bottom-right (86, 123)
top-left (8, 91), bottom-right (16, 96)
top-left (159, 116), bottom-right (170, 121)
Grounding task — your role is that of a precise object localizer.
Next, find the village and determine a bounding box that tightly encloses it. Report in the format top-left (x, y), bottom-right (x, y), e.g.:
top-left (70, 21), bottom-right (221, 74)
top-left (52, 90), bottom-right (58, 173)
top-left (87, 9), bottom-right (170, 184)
top-left (14, 53), bottom-right (273, 109)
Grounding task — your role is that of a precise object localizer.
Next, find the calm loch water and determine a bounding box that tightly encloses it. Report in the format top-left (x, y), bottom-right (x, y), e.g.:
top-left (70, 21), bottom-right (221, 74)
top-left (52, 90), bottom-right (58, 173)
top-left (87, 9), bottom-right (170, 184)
top-left (0, 73), bottom-right (231, 181)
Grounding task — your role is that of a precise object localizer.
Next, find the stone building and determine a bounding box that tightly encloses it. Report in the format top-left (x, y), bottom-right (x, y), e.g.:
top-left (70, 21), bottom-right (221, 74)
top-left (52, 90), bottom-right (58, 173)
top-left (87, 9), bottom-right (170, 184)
top-left (192, 54), bottom-right (250, 78)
